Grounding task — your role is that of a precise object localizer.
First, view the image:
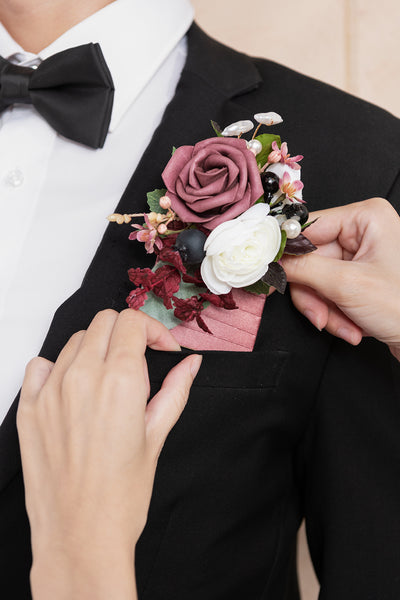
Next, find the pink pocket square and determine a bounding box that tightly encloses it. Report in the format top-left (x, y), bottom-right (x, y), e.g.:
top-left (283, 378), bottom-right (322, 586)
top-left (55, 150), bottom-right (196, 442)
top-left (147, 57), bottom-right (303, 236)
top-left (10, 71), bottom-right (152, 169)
top-left (170, 289), bottom-right (267, 351)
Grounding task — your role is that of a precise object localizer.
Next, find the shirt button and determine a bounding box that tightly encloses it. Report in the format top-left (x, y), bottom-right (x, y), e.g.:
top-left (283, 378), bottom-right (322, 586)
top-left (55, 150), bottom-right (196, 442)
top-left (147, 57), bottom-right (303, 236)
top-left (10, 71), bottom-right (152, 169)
top-left (5, 168), bottom-right (24, 188)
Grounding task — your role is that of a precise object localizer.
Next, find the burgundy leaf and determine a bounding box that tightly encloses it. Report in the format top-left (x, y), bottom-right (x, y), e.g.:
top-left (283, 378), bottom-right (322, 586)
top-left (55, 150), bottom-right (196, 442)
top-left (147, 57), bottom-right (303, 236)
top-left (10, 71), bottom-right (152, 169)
top-left (166, 220), bottom-right (186, 232)
top-left (127, 267), bottom-right (155, 289)
top-left (156, 233), bottom-right (178, 249)
top-left (218, 291), bottom-right (238, 310)
top-left (173, 295), bottom-right (205, 322)
top-left (200, 290), bottom-right (238, 310)
top-left (182, 268), bottom-right (205, 286)
top-left (152, 265), bottom-right (181, 309)
top-left (283, 234), bottom-right (317, 255)
top-left (126, 287), bottom-right (148, 310)
top-left (157, 247), bottom-right (187, 274)
top-left (261, 262), bottom-right (287, 294)
top-left (196, 314), bottom-right (213, 334)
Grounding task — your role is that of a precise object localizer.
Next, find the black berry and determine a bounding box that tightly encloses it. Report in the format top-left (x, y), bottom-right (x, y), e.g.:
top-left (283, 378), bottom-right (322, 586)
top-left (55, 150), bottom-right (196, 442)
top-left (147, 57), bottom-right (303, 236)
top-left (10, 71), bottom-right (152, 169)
top-left (282, 203), bottom-right (309, 225)
top-left (261, 171), bottom-right (280, 196)
top-left (174, 229), bottom-right (207, 265)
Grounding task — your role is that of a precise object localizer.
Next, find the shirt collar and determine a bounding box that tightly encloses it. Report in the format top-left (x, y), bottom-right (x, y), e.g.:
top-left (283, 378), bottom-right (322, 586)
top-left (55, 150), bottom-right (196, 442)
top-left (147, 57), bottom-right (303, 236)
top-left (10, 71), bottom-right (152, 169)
top-left (0, 0), bottom-right (194, 132)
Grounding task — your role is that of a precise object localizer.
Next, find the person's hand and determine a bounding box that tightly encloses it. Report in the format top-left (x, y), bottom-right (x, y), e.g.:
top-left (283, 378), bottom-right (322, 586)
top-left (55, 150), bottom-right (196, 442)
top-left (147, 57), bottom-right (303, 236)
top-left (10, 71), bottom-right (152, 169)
top-left (281, 198), bottom-right (400, 361)
top-left (17, 309), bottom-right (202, 600)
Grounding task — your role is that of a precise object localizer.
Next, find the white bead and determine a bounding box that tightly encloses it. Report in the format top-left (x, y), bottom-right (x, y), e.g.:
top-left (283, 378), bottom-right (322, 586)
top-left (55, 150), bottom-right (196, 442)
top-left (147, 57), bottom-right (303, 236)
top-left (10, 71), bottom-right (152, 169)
top-left (246, 139), bottom-right (263, 155)
top-left (221, 120), bottom-right (254, 136)
top-left (281, 218), bottom-right (302, 239)
top-left (254, 112), bottom-right (283, 126)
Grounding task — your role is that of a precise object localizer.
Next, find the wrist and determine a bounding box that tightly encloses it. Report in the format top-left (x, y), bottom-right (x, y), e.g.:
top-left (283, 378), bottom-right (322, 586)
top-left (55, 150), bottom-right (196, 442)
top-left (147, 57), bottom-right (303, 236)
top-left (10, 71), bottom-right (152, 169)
top-left (30, 532), bottom-right (137, 600)
top-left (31, 548), bottom-right (137, 600)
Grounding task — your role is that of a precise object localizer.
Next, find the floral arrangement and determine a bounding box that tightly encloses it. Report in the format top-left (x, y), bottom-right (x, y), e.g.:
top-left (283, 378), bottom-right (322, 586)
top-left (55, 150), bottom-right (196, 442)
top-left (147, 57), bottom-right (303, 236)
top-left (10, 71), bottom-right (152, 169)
top-left (109, 112), bottom-right (316, 333)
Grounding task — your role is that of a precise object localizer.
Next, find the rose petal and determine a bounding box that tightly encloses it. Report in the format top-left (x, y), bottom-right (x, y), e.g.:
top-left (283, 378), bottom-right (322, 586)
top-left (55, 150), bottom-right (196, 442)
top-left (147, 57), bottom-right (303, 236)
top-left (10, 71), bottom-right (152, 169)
top-left (162, 137), bottom-right (264, 230)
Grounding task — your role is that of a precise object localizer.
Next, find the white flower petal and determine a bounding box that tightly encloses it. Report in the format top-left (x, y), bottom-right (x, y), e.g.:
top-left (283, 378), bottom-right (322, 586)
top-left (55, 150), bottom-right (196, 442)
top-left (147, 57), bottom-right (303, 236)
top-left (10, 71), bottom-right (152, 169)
top-left (201, 205), bottom-right (282, 294)
top-left (238, 202), bottom-right (270, 221)
top-left (201, 256), bottom-right (232, 295)
top-left (204, 222), bottom-right (236, 255)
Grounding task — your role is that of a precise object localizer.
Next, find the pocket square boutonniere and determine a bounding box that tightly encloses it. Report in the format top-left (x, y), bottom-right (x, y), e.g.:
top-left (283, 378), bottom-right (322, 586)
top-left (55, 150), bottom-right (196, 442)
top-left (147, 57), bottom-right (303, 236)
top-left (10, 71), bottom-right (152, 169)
top-left (109, 112), bottom-right (316, 333)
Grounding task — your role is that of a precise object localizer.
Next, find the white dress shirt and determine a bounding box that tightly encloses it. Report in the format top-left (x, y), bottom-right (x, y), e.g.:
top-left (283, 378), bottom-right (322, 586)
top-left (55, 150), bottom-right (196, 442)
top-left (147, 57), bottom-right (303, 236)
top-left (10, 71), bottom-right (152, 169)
top-left (0, 0), bottom-right (194, 422)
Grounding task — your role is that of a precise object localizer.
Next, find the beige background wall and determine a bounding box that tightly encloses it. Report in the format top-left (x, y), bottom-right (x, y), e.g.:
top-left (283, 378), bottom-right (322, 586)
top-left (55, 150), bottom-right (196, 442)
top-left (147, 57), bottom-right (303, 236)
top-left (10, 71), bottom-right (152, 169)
top-left (191, 1), bottom-right (399, 597)
top-left (191, 0), bottom-right (400, 118)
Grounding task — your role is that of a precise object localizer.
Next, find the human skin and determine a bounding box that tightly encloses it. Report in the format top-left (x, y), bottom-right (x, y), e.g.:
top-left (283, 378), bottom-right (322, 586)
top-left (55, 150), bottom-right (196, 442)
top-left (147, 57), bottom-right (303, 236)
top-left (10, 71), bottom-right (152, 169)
top-left (0, 0), bottom-right (115, 52)
top-left (282, 197), bottom-right (400, 361)
top-left (17, 309), bottom-right (202, 600)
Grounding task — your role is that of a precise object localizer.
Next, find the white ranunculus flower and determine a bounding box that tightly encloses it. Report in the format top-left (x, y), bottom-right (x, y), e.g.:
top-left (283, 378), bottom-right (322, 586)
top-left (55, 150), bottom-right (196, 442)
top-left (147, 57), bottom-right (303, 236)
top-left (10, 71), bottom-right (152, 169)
top-left (200, 203), bottom-right (282, 295)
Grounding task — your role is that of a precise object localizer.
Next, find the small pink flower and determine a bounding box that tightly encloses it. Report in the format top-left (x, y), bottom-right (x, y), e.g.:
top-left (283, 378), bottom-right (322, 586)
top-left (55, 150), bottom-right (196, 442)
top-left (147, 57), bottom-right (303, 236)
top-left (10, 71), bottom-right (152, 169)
top-left (129, 214), bottom-right (163, 253)
top-left (268, 141), bottom-right (303, 170)
top-left (280, 172), bottom-right (304, 202)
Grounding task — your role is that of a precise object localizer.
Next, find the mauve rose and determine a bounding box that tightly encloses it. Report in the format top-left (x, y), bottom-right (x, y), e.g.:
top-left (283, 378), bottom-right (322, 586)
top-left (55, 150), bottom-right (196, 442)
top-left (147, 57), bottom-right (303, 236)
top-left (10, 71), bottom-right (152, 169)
top-left (162, 137), bottom-right (264, 230)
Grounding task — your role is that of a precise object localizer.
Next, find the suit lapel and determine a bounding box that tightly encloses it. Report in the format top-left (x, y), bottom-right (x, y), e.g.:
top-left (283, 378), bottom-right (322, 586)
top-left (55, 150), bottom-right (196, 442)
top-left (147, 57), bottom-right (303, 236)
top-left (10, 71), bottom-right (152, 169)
top-left (0, 23), bottom-right (262, 493)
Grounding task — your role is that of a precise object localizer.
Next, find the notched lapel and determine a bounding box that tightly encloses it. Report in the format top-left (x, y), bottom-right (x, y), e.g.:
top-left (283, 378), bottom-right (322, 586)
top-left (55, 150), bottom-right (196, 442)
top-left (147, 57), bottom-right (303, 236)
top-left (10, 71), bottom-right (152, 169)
top-left (0, 23), bottom-right (263, 493)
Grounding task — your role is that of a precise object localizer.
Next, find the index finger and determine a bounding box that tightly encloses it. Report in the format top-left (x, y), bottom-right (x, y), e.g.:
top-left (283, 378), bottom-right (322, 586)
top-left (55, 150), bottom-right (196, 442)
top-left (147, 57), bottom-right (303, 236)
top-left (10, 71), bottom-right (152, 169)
top-left (304, 198), bottom-right (393, 253)
top-left (106, 309), bottom-right (181, 366)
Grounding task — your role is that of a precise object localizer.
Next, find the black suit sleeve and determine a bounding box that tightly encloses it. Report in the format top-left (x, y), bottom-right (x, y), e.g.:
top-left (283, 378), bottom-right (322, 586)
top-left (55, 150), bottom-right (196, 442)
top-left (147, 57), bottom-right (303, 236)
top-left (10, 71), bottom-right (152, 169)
top-left (300, 341), bottom-right (400, 599)
top-left (298, 169), bottom-right (400, 599)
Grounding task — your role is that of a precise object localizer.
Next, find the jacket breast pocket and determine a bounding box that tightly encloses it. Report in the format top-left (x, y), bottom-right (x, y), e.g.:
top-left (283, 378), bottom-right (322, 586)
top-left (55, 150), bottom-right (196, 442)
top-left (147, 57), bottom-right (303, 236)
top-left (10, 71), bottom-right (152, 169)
top-left (136, 348), bottom-right (291, 598)
top-left (146, 347), bottom-right (289, 393)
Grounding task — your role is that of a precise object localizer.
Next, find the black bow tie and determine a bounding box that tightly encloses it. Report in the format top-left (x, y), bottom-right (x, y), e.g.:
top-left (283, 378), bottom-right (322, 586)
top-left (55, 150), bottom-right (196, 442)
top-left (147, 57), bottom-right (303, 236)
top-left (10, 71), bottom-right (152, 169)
top-left (0, 43), bottom-right (114, 149)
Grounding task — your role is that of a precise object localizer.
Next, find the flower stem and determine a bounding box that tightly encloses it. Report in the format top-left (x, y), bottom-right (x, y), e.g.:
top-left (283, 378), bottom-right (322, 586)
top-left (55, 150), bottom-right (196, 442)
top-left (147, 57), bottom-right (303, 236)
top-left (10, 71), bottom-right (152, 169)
top-left (252, 123), bottom-right (262, 139)
top-left (269, 194), bottom-right (286, 208)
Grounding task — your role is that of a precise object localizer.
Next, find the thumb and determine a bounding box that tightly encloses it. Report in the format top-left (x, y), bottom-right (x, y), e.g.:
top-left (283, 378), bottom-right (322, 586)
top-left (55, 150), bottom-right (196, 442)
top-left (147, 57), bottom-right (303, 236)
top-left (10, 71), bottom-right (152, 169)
top-left (145, 354), bottom-right (202, 457)
top-left (281, 252), bottom-right (355, 305)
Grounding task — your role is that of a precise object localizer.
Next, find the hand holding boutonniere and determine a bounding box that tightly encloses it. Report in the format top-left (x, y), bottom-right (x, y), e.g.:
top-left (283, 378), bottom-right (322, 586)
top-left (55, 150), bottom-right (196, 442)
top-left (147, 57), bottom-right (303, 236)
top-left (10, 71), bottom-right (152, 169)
top-left (109, 112), bottom-right (316, 334)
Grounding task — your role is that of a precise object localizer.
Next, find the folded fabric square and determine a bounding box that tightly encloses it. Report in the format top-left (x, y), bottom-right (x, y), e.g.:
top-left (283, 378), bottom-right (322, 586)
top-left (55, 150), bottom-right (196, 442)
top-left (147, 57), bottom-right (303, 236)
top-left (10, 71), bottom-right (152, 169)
top-left (170, 289), bottom-right (267, 351)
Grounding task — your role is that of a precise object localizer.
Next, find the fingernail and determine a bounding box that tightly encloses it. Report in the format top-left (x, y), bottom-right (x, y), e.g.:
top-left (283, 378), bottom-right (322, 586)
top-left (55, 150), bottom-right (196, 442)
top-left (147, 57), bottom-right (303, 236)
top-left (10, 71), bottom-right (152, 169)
top-left (304, 309), bottom-right (322, 331)
top-left (337, 327), bottom-right (357, 345)
top-left (190, 354), bottom-right (203, 378)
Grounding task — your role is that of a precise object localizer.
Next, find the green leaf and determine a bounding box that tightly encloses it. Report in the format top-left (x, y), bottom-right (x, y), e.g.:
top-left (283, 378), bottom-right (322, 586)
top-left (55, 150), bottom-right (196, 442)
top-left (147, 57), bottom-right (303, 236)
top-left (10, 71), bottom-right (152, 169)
top-left (255, 134), bottom-right (281, 169)
top-left (147, 188), bottom-right (168, 214)
top-left (302, 217), bottom-right (319, 231)
top-left (140, 293), bottom-right (180, 329)
top-left (211, 120), bottom-right (224, 137)
top-left (244, 280), bottom-right (270, 295)
top-left (171, 146), bottom-right (177, 156)
top-left (274, 230), bottom-right (287, 262)
top-left (255, 194), bottom-right (266, 204)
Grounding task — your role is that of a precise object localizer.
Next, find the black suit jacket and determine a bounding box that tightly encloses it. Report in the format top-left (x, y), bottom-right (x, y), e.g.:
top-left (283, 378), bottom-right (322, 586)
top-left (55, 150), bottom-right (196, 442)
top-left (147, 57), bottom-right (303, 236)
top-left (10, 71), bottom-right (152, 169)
top-left (1, 24), bottom-right (400, 600)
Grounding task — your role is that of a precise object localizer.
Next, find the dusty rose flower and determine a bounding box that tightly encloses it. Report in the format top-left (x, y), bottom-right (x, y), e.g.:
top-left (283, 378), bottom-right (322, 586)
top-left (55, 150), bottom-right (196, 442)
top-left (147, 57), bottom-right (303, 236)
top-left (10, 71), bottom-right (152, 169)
top-left (162, 137), bottom-right (264, 230)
